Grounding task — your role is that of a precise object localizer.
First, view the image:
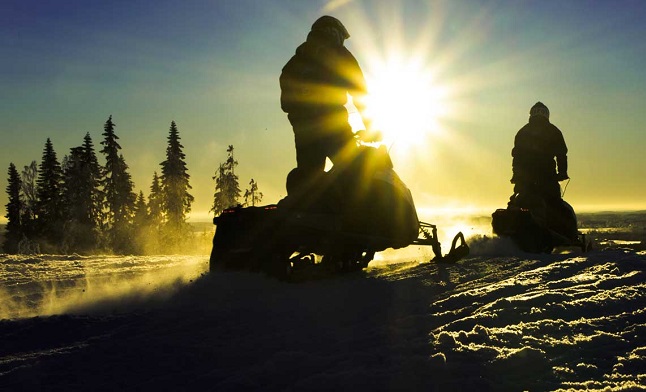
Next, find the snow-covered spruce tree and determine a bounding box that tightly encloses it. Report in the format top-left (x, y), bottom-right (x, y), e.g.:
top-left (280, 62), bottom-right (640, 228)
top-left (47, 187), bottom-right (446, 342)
top-left (36, 138), bottom-right (64, 250)
top-left (100, 116), bottom-right (136, 253)
top-left (211, 145), bottom-right (240, 216)
top-left (159, 121), bottom-right (193, 250)
top-left (3, 163), bottom-right (23, 253)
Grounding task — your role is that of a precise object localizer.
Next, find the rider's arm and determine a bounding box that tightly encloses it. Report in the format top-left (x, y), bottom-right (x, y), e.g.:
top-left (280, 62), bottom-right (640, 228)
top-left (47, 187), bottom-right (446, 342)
top-left (552, 125), bottom-right (569, 180)
top-left (341, 48), bottom-right (370, 128)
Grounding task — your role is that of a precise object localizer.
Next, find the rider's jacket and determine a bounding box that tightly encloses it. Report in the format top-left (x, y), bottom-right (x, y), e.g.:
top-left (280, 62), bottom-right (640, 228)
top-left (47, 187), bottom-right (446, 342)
top-left (512, 116), bottom-right (568, 183)
top-left (280, 31), bottom-right (367, 120)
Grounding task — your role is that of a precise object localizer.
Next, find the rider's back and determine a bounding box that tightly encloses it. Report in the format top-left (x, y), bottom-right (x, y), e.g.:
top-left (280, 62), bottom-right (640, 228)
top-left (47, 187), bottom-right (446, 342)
top-left (512, 116), bottom-right (567, 183)
top-left (280, 31), bottom-right (363, 117)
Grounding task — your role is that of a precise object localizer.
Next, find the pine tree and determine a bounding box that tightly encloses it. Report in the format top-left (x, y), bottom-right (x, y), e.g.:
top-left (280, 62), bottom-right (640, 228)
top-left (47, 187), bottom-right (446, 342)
top-left (244, 178), bottom-right (263, 207)
top-left (60, 135), bottom-right (103, 253)
top-left (100, 115), bottom-right (121, 223)
top-left (211, 145), bottom-right (240, 216)
top-left (114, 154), bottom-right (136, 224)
top-left (133, 191), bottom-right (149, 229)
top-left (61, 147), bottom-right (87, 252)
top-left (100, 116), bottom-right (136, 252)
top-left (3, 163), bottom-right (23, 253)
top-left (82, 133), bottom-right (104, 230)
top-left (20, 161), bottom-right (38, 240)
top-left (160, 121), bottom-right (193, 232)
top-left (132, 191), bottom-right (150, 254)
top-left (61, 146), bottom-right (85, 219)
top-left (113, 154), bottom-right (136, 253)
top-left (36, 138), bottom-right (64, 248)
top-left (224, 145), bottom-right (241, 204)
top-left (211, 163), bottom-right (227, 216)
top-left (148, 171), bottom-right (164, 228)
top-left (62, 147), bottom-right (88, 223)
top-left (144, 172), bottom-right (164, 253)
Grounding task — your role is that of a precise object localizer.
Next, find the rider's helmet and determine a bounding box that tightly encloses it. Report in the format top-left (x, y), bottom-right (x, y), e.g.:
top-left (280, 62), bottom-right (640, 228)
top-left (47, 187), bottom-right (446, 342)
top-left (311, 16), bottom-right (350, 46)
top-left (529, 101), bottom-right (550, 120)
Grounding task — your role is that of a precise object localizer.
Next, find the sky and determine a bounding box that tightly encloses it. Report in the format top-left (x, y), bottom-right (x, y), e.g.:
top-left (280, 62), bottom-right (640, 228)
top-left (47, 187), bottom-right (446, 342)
top-left (2, 0), bottom-right (645, 223)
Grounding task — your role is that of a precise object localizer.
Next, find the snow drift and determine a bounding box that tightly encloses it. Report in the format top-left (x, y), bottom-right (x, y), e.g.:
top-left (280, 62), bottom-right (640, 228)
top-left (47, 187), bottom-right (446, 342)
top-left (0, 215), bottom-right (645, 391)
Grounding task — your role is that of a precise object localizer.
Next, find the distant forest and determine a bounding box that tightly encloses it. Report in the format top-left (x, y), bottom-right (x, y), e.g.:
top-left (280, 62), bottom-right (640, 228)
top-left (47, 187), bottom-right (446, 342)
top-left (3, 116), bottom-right (262, 255)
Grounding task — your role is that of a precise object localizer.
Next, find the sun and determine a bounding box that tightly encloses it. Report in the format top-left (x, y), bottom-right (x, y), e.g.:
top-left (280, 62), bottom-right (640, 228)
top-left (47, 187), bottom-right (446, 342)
top-left (349, 58), bottom-right (451, 150)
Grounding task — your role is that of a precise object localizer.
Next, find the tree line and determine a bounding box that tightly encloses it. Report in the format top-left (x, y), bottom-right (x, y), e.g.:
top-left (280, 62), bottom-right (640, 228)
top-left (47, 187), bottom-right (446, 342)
top-left (3, 117), bottom-right (265, 255)
top-left (3, 116), bottom-right (194, 255)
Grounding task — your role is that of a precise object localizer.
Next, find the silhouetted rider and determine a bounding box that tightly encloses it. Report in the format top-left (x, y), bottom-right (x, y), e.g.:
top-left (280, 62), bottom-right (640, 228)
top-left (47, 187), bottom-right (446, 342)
top-left (280, 16), bottom-right (373, 194)
top-left (511, 101), bottom-right (569, 202)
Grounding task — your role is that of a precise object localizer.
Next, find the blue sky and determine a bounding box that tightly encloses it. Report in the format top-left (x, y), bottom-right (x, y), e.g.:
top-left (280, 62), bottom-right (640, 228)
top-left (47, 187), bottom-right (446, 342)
top-left (2, 0), bottom-right (646, 222)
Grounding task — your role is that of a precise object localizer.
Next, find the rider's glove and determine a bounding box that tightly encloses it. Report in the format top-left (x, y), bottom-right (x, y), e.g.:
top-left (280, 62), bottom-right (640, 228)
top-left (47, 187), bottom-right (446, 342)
top-left (556, 172), bottom-right (569, 181)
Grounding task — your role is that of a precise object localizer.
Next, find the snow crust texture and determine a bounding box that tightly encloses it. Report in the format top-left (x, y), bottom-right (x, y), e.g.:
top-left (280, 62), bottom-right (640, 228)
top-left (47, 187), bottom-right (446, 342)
top-left (0, 246), bottom-right (645, 391)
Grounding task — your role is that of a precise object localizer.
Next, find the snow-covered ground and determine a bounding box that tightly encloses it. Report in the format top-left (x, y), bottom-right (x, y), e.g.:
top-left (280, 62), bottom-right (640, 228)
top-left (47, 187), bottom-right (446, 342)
top-left (1, 213), bottom-right (645, 391)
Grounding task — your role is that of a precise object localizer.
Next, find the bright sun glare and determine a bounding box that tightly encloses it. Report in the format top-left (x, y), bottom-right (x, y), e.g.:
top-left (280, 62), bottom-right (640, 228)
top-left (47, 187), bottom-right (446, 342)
top-left (350, 59), bottom-right (450, 150)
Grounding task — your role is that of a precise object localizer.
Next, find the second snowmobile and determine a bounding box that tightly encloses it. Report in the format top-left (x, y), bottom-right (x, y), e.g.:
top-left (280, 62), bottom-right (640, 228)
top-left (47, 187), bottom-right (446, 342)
top-left (492, 189), bottom-right (591, 253)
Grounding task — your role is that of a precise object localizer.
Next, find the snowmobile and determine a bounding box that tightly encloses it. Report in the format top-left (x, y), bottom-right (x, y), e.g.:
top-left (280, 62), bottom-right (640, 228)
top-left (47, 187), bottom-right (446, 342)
top-left (210, 143), bottom-right (469, 280)
top-left (491, 187), bottom-right (590, 253)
